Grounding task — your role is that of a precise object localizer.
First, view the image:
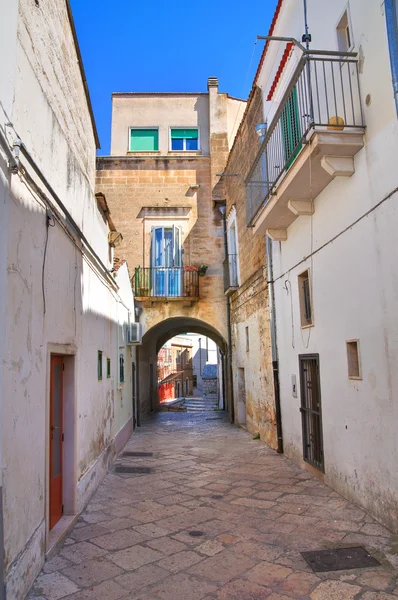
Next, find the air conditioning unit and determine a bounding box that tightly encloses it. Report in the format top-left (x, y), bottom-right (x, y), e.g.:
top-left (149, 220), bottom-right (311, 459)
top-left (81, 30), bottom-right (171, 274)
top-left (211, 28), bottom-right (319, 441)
top-left (127, 322), bottom-right (142, 345)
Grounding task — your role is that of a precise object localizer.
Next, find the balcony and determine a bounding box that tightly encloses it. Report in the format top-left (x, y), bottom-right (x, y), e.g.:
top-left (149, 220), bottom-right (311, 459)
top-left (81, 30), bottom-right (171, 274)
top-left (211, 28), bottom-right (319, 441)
top-left (223, 254), bottom-right (239, 296)
top-left (246, 50), bottom-right (365, 239)
top-left (133, 267), bottom-right (199, 302)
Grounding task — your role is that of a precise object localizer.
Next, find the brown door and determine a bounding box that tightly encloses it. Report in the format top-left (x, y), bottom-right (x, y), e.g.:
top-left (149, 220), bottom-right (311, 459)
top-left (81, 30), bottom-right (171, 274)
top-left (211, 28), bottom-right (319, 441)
top-left (50, 355), bottom-right (64, 529)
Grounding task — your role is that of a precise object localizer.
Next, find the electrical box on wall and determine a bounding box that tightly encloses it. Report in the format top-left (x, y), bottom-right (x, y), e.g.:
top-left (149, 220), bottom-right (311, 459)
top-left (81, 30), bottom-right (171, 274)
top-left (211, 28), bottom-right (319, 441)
top-left (292, 374), bottom-right (297, 398)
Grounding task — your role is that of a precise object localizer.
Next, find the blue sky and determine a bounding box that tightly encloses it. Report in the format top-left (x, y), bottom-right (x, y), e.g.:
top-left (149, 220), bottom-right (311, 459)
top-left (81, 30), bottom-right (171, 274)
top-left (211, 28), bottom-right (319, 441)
top-left (70, 0), bottom-right (278, 155)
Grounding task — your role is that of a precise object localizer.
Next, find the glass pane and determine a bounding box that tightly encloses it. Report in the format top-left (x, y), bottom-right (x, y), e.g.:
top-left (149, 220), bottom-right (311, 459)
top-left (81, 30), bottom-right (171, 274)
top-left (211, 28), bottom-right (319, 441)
top-left (154, 228), bottom-right (163, 266)
top-left (164, 229), bottom-right (173, 267)
top-left (171, 138), bottom-right (183, 150)
top-left (186, 138), bottom-right (198, 150)
top-left (52, 363), bottom-right (62, 478)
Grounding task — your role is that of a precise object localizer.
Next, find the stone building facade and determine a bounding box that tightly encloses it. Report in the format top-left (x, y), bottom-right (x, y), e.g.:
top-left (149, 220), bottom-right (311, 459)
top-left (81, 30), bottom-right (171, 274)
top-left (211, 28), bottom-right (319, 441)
top-left (96, 80), bottom-right (246, 415)
top-left (223, 87), bottom-right (277, 448)
top-left (223, 0), bottom-right (398, 532)
top-left (158, 336), bottom-right (193, 402)
top-left (0, 2), bottom-right (136, 597)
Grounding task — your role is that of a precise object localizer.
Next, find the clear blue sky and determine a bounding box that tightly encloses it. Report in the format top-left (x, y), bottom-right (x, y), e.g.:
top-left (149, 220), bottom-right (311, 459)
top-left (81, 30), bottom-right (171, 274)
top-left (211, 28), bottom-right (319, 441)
top-left (70, 0), bottom-right (278, 155)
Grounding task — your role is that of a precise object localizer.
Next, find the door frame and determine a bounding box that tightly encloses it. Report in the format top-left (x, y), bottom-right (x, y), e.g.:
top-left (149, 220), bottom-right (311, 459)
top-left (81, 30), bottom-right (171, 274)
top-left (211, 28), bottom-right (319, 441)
top-left (298, 353), bottom-right (325, 473)
top-left (46, 344), bottom-right (77, 548)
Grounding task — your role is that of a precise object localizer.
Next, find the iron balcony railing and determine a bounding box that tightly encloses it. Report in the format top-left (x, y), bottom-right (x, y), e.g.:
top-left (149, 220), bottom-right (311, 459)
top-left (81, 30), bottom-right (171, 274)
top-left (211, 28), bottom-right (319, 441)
top-left (223, 254), bottom-right (239, 292)
top-left (246, 50), bottom-right (365, 226)
top-left (133, 267), bottom-right (199, 298)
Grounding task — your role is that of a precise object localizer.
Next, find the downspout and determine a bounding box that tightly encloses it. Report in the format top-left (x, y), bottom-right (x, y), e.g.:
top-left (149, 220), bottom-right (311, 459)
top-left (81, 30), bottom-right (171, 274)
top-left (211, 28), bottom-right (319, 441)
top-left (385, 0), bottom-right (398, 116)
top-left (219, 205), bottom-right (235, 424)
top-left (266, 236), bottom-right (284, 454)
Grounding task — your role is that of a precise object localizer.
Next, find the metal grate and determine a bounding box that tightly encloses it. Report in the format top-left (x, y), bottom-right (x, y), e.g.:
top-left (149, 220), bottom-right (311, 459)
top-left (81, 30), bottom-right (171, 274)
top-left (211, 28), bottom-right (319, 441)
top-left (115, 466), bottom-right (153, 474)
top-left (122, 451), bottom-right (154, 457)
top-left (301, 547), bottom-right (380, 572)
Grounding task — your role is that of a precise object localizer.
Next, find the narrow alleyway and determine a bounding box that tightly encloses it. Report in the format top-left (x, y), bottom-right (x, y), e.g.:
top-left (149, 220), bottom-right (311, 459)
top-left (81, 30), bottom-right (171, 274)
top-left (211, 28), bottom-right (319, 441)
top-left (30, 414), bottom-right (398, 600)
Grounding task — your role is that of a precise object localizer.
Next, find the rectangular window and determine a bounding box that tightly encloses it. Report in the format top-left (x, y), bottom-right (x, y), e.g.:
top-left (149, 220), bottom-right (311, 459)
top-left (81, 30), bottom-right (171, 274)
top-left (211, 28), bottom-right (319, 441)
top-left (98, 351), bottom-right (103, 380)
top-left (107, 358), bottom-right (111, 378)
top-left (298, 269), bottom-right (313, 327)
top-left (336, 10), bottom-right (353, 52)
top-left (346, 340), bottom-right (361, 379)
top-left (245, 326), bottom-right (250, 353)
top-left (129, 128), bottom-right (158, 152)
top-left (119, 354), bottom-right (125, 383)
top-left (170, 128), bottom-right (199, 151)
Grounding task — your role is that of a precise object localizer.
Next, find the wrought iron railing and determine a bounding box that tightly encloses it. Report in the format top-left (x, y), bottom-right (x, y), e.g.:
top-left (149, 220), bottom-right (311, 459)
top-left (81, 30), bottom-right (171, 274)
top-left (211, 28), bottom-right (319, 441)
top-left (223, 254), bottom-right (239, 292)
top-left (246, 50), bottom-right (364, 225)
top-left (133, 267), bottom-right (199, 298)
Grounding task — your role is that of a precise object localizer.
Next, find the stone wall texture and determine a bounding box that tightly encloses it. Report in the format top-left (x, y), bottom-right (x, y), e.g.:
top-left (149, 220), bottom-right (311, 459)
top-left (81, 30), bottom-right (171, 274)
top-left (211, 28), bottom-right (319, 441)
top-left (225, 86), bottom-right (277, 449)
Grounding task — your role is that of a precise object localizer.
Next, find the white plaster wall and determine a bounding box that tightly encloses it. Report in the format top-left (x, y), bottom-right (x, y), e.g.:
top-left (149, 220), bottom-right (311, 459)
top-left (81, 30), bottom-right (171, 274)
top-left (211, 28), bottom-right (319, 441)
top-left (111, 94), bottom-right (210, 156)
top-left (264, 0), bottom-right (398, 529)
top-left (185, 333), bottom-right (218, 389)
top-left (226, 96), bottom-right (247, 149)
top-left (2, 1), bottom-right (135, 598)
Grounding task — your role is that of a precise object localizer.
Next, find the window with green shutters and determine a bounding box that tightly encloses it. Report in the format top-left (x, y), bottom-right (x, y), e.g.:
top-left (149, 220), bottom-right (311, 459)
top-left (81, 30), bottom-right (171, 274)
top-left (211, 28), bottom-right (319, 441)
top-left (280, 88), bottom-right (301, 170)
top-left (170, 128), bottom-right (199, 151)
top-left (129, 128), bottom-right (159, 152)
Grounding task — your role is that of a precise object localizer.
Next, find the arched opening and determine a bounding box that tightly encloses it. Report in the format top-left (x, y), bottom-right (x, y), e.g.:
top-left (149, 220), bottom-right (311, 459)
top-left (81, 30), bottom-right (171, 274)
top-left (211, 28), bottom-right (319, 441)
top-left (136, 317), bottom-right (230, 422)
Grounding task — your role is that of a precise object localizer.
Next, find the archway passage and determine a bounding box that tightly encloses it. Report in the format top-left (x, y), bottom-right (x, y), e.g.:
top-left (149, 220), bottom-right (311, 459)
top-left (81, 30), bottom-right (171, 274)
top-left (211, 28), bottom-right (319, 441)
top-left (136, 317), bottom-right (230, 421)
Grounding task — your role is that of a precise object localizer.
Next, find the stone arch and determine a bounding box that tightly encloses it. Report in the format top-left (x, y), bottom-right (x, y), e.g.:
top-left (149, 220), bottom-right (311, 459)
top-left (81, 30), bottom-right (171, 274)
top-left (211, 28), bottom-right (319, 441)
top-left (136, 317), bottom-right (229, 419)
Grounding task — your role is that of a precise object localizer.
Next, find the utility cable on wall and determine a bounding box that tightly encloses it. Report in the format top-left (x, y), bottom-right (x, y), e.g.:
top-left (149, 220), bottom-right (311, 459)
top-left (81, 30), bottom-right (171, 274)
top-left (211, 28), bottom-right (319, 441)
top-left (268, 185), bottom-right (398, 285)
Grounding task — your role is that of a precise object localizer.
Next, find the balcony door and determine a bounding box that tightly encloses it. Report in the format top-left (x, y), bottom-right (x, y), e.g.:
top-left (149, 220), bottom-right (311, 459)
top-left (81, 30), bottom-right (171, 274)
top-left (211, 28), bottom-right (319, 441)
top-left (151, 226), bottom-right (182, 296)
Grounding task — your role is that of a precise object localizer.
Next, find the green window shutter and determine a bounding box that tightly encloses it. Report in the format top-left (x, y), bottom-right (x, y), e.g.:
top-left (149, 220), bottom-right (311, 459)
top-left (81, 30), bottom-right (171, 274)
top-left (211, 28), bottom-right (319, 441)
top-left (280, 88), bottom-right (302, 170)
top-left (130, 129), bottom-right (158, 151)
top-left (171, 128), bottom-right (198, 139)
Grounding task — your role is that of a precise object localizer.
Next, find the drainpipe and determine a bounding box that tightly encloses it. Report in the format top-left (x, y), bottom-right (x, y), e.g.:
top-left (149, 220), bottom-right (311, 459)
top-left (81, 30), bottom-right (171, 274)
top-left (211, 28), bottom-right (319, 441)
top-left (219, 205), bottom-right (235, 424)
top-left (385, 0), bottom-right (398, 116)
top-left (266, 236), bottom-right (284, 454)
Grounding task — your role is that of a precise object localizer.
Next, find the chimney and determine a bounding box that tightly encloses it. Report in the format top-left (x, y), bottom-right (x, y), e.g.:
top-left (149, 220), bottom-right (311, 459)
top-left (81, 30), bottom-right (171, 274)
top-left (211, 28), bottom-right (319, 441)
top-left (207, 77), bottom-right (219, 91)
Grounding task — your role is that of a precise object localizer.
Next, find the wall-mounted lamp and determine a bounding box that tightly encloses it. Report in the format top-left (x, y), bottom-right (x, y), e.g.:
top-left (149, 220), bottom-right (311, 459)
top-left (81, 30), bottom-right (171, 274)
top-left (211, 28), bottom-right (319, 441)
top-left (108, 231), bottom-right (123, 248)
top-left (256, 123), bottom-right (267, 138)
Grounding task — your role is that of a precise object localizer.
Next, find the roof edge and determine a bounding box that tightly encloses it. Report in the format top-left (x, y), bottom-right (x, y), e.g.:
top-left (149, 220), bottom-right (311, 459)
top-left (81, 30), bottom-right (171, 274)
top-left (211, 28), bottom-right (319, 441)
top-left (65, 0), bottom-right (100, 149)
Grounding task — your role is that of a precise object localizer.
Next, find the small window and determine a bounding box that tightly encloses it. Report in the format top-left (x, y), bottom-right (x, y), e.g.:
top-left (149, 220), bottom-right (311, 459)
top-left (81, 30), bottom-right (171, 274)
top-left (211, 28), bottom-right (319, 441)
top-left (107, 358), bottom-right (111, 378)
top-left (170, 128), bottom-right (199, 151)
top-left (336, 10), bottom-right (352, 52)
top-left (298, 269), bottom-right (313, 327)
top-left (193, 374), bottom-right (197, 387)
top-left (98, 351), bottom-right (103, 380)
top-left (346, 340), bottom-right (361, 379)
top-left (129, 128), bottom-right (158, 152)
top-left (119, 354), bottom-right (125, 383)
top-left (245, 326), bottom-right (250, 353)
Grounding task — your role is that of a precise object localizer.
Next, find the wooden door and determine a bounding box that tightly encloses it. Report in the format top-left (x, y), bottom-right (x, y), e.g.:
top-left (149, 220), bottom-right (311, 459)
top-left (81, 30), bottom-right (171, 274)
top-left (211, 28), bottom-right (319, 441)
top-left (50, 355), bottom-right (64, 529)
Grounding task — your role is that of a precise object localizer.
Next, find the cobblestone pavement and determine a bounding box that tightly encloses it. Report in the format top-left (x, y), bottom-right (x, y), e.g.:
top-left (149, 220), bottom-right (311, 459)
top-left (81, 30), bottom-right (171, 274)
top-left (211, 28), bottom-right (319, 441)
top-left (29, 412), bottom-right (398, 600)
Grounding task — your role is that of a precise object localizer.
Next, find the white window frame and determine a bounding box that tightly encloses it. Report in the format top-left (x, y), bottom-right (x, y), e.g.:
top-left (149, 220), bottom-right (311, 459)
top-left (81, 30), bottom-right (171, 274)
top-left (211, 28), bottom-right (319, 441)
top-left (128, 126), bottom-right (159, 152)
top-left (298, 267), bottom-right (314, 329)
top-left (226, 206), bottom-right (241, 287)
top-left (169, 126), bottom-right (200, 152)
top-left (336, 5), bottom-right (354, 53)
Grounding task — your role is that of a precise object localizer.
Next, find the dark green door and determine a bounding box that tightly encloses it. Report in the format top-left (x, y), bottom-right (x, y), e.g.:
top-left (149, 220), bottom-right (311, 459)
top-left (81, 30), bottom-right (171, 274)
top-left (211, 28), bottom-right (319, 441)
top-left (281, 87), bottom-right (301, 169)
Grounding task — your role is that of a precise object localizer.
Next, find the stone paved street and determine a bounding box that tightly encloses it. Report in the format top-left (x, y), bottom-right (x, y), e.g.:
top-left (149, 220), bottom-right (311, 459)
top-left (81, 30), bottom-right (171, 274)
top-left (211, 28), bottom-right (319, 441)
top-left (29, 413), bottom-right (398, 599)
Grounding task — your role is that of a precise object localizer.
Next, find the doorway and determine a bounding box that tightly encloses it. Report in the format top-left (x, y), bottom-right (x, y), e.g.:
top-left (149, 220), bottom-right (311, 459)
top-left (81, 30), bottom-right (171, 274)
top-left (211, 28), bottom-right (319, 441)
top-left (50, 355), bottom-right (64, 529)
top-left (151, 226), bottom-right (182, 296)
top-left (237, 367), bottom-right (246, 425)
top-left (132, 362), bottom-right (137, 428)
top-left (299, 354), bottom-right (324, 472)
